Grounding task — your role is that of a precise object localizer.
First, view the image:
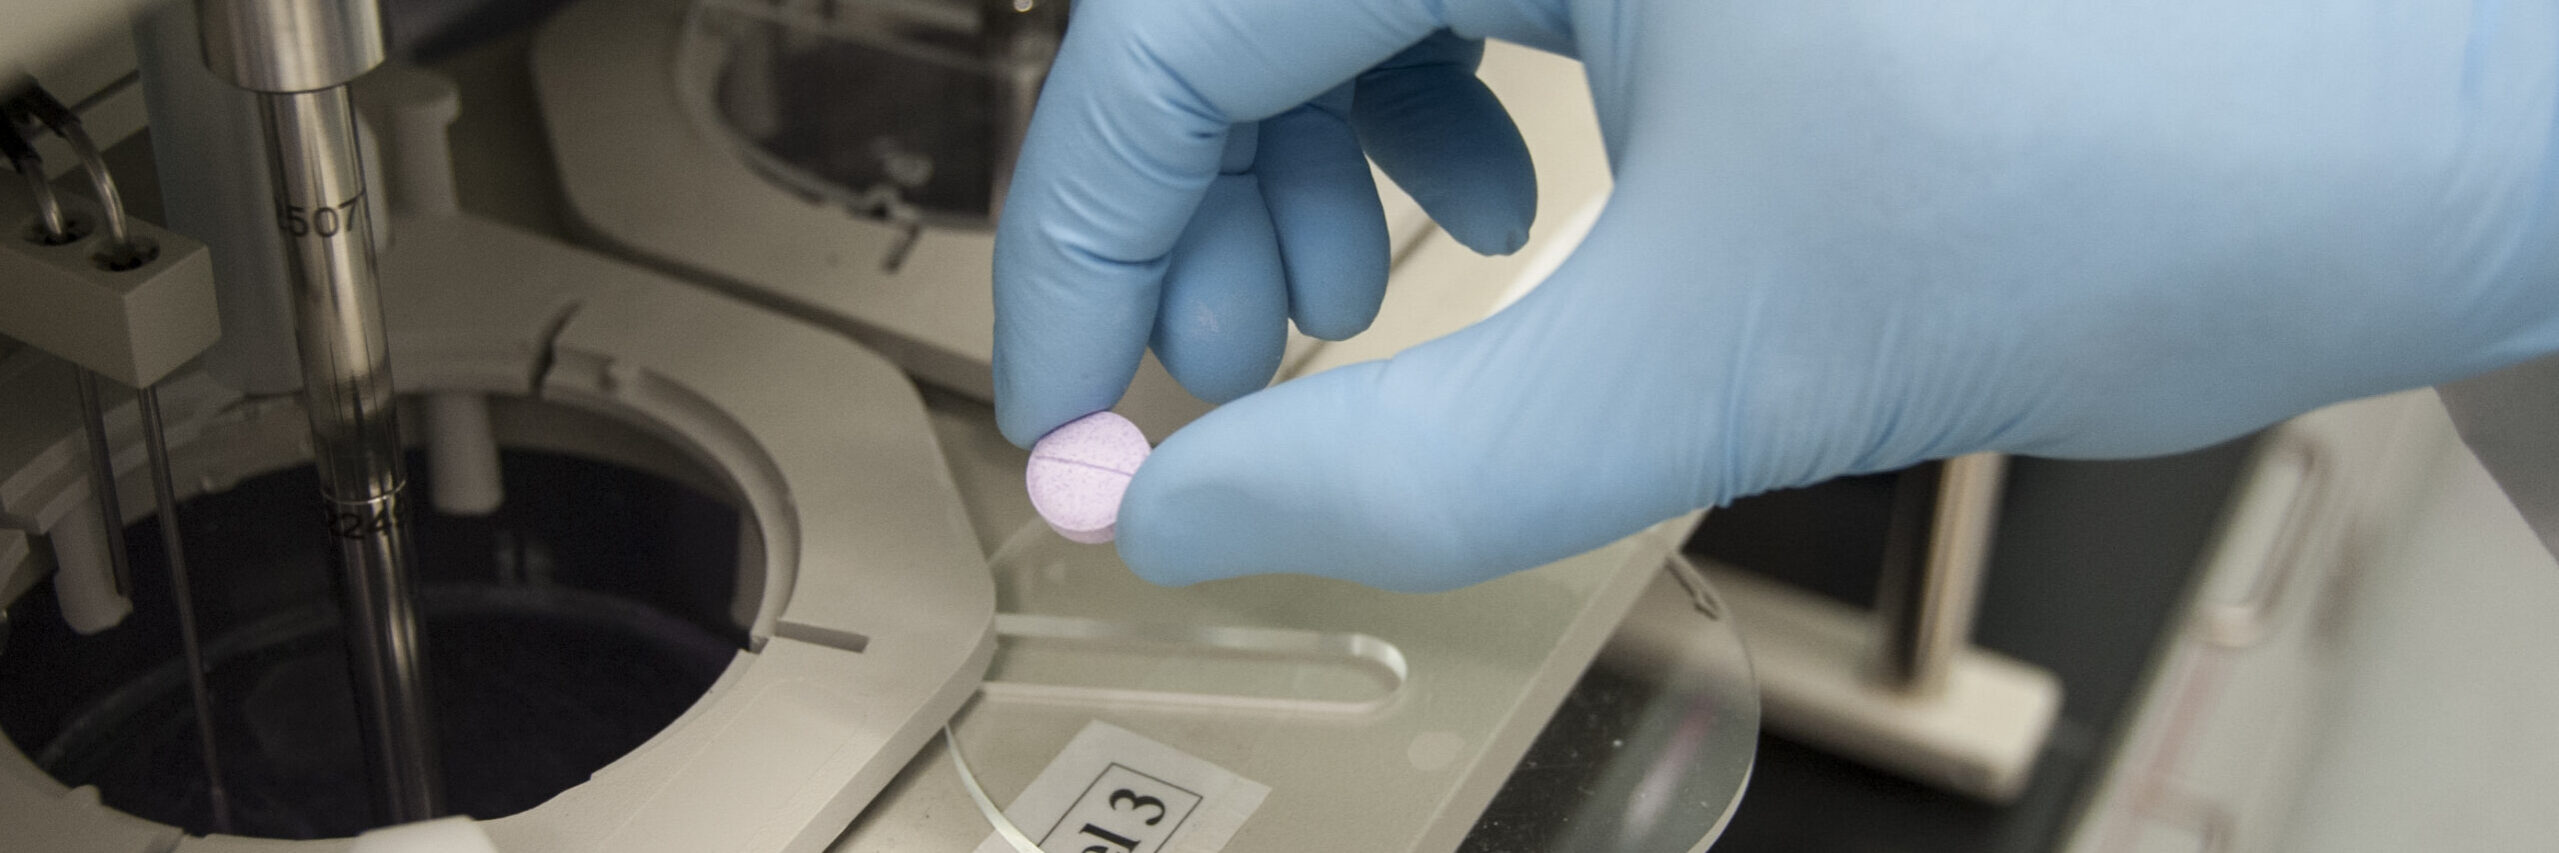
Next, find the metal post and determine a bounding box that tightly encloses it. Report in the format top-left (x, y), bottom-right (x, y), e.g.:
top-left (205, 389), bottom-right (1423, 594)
top-left (260, 83), bottom-right (442, 824)
top-left (195, 0), bottom-right (441, 822)
top-left (139, 386), bottom-right (237, 834)
top-left (1872, 453), bottom-right (2007, 697)
top-left (8, 155), bottom-right (69, 240)
top-left (70, 371), bottom-right (134, 598)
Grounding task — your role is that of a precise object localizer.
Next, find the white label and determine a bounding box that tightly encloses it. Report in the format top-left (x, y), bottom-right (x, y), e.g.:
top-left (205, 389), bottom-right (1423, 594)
top-left (974, 721), bottom-right (1269, 853)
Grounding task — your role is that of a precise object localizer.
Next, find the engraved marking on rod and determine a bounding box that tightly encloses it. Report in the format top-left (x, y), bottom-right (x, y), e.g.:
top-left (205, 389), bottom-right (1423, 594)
top-left (322, 493), bottom-right (402, 539)
top-left (276, 190), bottom-right (366, 239)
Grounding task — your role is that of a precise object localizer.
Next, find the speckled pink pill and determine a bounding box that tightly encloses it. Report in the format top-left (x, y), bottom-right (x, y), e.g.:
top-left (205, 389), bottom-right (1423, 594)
top-left (1026, 411), bottom-right (1151, 544)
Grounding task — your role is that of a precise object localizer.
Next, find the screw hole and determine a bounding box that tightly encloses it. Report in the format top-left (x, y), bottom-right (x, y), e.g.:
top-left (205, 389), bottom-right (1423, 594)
top-left (22, 215), bottom-right (93, 246)
top-left (92, 235), bottom-right (158, 271)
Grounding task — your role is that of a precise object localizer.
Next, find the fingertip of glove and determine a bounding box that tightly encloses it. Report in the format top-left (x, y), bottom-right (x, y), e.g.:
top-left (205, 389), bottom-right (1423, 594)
top-left (994, 379), bottom-right (1092, 449)
top-left (1293, 312), bottom-right (1376, 342)
top-left (1165, 361), bottom-right (1274, 405)
top-left (1443, 221), bottom-right (1530, 257)
top-left (995, 406), bottom-right (1049, 450)
top-left (1427, 181), bottom-right (1533, 256)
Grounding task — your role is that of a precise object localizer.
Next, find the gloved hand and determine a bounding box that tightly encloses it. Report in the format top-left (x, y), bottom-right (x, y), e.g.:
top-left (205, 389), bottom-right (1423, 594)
top-left (994, 0), bottom-right (2559, 592)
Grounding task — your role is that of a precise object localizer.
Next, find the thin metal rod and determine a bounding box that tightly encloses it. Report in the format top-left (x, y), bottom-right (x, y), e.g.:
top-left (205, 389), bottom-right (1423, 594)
top-left (138, 385), bottom-right (235, 834)
top-left (4, 90), bottom-right (70, 240)
top-left (258, 85), bottom-right (443, 823)
top-left (12, 85), bottom-right (130, 251)
top-left (11, 156), bottom-right (67, 239)
top-left (70, 370), bottom-right (133, 598)
top-left (49, 117), bottom-right (131, 251)
top-left (1872, 453), bottom-right (2008, 696)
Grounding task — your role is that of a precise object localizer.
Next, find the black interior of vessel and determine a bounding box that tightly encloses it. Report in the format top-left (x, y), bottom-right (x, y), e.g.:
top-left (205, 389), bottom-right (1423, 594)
top-left (0, 448), bottom-right (745, 839)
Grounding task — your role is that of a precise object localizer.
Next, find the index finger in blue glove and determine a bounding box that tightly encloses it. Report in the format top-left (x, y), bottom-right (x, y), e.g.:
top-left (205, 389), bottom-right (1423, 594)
top-left (993, 0), bottom-right (1457, 447)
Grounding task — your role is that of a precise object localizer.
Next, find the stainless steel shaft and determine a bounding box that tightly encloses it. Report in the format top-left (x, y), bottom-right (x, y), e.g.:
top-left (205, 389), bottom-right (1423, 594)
top-left (258, 84), bottom-right (442, 823)
top-left (70, 371), bottom-right (133, 597)
top-left (51, 117), bottom-right (132, 252)
top-left (139, 386), bottom-right (237, 834)
top-left (1873, 453), bottom-right (2008, 697)
top-left (195, 0), bottom-right (440, 822)
top-left (12, 157), bottom-right (67, 239)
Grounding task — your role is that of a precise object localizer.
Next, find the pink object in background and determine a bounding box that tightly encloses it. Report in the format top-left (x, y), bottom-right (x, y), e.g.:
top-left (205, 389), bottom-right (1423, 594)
top-left (1026, 411), bottom-right (1151, 544)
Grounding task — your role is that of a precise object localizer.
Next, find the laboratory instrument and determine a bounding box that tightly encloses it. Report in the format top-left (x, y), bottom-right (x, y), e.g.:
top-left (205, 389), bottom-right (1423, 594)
top-left (0, 1), bottom-right (1757, 851)
top-left (16, 0), bottom-right (2547, 850)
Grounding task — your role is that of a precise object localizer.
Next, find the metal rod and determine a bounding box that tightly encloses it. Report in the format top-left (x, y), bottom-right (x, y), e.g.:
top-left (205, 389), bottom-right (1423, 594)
top-left (138, 385), bottom-right (235, 834)
top-left (11, 85), bottom-right (130, 251)
top-left (71, 370), bottom-right (134, 598)
top-left (48, 116), bottom-right (131, 252)
top-left (3, 89), bottom-right (70, 240)
top-left (10, 155), bottom-right (67, 239)
top-left (1872, 453), bottom-right (2008, 696)
top-left (257, 85), bottom-right (443, 823)
top-left (191, 0), bottom-right (436, 822)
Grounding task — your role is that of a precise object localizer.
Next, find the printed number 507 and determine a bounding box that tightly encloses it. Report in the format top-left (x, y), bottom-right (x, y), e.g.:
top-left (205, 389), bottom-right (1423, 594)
top-left (278, 193), bottom-right (364, 239)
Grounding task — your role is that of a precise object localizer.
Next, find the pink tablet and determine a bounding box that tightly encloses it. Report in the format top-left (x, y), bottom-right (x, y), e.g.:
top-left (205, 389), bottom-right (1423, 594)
top-left (1025, 411), bottom-right (1151, 544)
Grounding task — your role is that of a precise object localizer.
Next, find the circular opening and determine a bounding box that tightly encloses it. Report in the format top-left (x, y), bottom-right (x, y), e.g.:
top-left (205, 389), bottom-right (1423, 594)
top-left (21, 213), bottom-right (92, 246)
top-left (91, 235), bottom-right (160, 271)
top-left (0, 399), bottom-right (752, 839)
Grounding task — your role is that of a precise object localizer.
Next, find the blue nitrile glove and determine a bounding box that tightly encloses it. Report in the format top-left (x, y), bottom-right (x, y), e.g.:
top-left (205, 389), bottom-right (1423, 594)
top-left (993, 0), bottom-right (2559, 592)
